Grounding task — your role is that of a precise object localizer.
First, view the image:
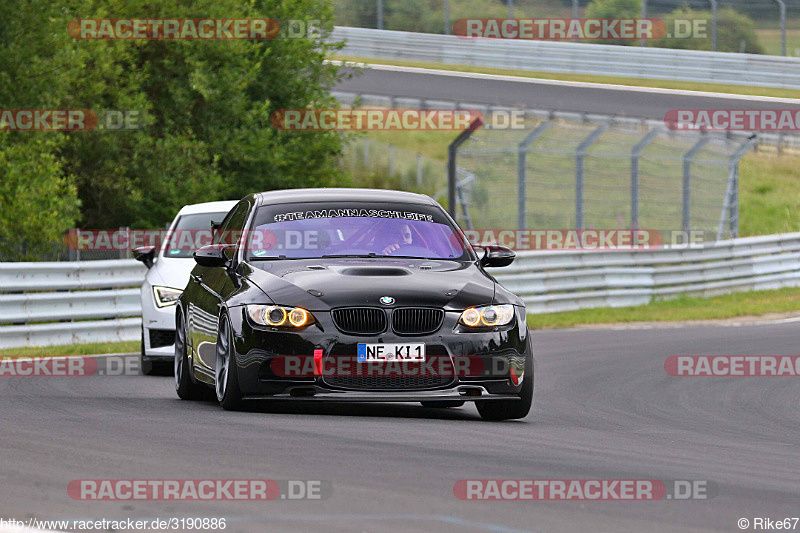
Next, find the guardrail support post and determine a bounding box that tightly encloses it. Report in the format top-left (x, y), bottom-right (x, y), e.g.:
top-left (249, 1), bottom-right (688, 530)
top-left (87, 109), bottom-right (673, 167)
top-left (517, 122), bottom-right (551, 230)
top-left (447, 118), bottom-right (483, 219)
top-left (575, 125), bottom-right (607, 230)
top-left (682, 136), bottom-right (712, 233)
top-left (631, 128), bottom-right (660, 229)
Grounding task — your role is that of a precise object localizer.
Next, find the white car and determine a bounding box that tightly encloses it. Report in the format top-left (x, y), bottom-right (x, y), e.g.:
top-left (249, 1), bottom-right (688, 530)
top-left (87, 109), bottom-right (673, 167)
top-left (133, 200), bottom-right (237, 375)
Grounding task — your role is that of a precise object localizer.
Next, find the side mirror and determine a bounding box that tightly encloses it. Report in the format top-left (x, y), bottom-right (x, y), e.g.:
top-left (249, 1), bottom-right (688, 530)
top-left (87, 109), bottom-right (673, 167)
top-left (133, 246), bottom-right (156, 269)
top-left (194, 244), bottom-right (232, 268)
top-left (480, 245), bottom-right (515, 268)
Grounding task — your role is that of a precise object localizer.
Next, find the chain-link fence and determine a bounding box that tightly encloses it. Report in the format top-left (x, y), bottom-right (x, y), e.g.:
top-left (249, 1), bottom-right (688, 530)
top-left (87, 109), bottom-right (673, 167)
top-left (454, 118), bottom-right (754, 240)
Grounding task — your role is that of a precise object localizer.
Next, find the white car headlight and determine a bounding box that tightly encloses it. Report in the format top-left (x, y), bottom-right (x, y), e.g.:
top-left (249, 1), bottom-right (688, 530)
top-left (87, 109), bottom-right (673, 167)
top-left (246, 305), bottom-right (314, 328)
top-left (459, 305), bottom-right (515, 327)
top-left (153, 286), bottom-right (182, 308)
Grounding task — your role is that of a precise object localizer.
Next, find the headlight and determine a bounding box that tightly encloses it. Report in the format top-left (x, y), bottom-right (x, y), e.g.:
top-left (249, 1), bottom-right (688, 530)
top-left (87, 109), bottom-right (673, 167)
top-left (459, 305), bottom-right (515, 327)
top-left (246, 305), bottom-right (314, 328)
top-left (153, 286), bottom-right (182, 308)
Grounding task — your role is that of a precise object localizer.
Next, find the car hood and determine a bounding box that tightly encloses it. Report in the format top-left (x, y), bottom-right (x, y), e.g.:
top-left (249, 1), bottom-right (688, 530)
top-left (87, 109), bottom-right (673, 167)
top-left (242, 258), bottom-right (497, 311)
top-left (148, 257), bottom-right (198, 291)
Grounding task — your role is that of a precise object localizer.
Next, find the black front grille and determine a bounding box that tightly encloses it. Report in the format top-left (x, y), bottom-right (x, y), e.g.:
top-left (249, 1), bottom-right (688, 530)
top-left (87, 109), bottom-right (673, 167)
top-left (325, 374), bottom-right (453, 390)
top-left (323, 354), bottom-right (455, 391)
top-left (331, 308), bottom-right (387, 335)
top-left (149, 328), bottom-right (174, 348)
top-left (392, 308), bottom-right (444, 335)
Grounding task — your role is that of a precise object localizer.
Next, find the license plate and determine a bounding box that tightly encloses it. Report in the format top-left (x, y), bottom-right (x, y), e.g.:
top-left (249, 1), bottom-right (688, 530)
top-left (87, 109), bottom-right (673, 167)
top-left (357, 343), bottom-right (426, 362)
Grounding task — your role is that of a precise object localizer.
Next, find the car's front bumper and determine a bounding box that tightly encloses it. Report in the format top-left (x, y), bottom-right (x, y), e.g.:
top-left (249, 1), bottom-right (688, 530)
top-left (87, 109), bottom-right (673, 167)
top-left (227, 305), bottom-right (532, 399)
top-left (141, 282), bottom-right (177, 361)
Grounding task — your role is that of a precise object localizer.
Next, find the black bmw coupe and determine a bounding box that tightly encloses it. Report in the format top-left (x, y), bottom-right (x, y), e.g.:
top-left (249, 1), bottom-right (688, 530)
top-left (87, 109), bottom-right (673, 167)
top-left (175, 188), bottom-right (533, 421)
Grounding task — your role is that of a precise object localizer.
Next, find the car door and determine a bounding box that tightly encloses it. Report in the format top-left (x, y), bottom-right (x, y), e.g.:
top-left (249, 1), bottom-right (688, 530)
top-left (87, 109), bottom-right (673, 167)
top-left (189, 200), bottom-right (251, 378)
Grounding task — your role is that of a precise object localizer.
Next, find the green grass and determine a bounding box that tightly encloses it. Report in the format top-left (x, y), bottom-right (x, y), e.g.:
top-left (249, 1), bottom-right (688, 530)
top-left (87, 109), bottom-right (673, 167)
top-left (0, 341), bottom-right (139, 358)
top-left (334, 55), bottom-right (800, 100)
top-left (528, 287), bottom-right (800, 329)
top-left (755, 29), bottom-right (800, 57)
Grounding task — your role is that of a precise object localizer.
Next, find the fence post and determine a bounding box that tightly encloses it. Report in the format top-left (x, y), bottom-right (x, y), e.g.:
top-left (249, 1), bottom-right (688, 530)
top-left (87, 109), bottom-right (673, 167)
top-left (443, 0), bottom-right (450, 35)
top-left (717, 136), bottom-right (757, 239)
top-left (709, 0), bottom-right (718, 51)
top-left (377, 0), bottom-right (383, 30)
top-left (774, 0), bottom-right (787, 56)
top-left (572, 0), bottom-right (579, 43)
top-left (416, 153), bottom-right (423, 187)
top-left (517, 122), bottom-right (551, 230)
top-left (363, 138), bottom-right (369, 166)
top-left (575, 125), bottom-right (607, 230)
top-left (630, 128), bottom-right (660, 229)
top-left (682, 136), bottom-right (712, 233)
top-left (447, 118), bottom-right (483, 219)
top-left (389, 145), bottom-right (395, 175)
top-left (640, 0), bottom-right (648, 47)
top-left (120, 227), bottom-right (129, 259)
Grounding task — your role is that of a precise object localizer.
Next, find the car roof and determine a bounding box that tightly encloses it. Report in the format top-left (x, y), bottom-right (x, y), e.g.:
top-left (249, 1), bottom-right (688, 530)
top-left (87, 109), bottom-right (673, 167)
top-left (176, 200), bottom-right (238, 216)
top-left (254, 188), bottom-right (437, 207)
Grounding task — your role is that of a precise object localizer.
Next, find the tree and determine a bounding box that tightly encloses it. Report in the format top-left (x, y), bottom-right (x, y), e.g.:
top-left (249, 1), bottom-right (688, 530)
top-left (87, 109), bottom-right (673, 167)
top-left (655, 7), bottom-right (764, 54)
top-left (59, 0), bottom-right (349, 229)
top-left (585, 0), bottom-right (641, 46)
top-left (0, 0), bottom-right (81, 260)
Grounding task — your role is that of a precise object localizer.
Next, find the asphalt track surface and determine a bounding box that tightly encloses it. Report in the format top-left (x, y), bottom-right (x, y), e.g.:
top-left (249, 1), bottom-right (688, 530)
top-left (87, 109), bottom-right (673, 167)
top-left (2, 321), bottom-right (799, 533)
top-left (334, 65), bottom-right (800, 119)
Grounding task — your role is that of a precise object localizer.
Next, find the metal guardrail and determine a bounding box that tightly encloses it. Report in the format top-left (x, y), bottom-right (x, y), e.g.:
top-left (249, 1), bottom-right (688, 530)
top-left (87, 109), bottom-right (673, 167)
top-left (495, 232), bottom-right (800, 314)
top-left (332, 26), bottom-right (800, 90)
top-left (0, 260), bottom-right (146, 349)
top-left (2, 233), bottom-right (800, 347)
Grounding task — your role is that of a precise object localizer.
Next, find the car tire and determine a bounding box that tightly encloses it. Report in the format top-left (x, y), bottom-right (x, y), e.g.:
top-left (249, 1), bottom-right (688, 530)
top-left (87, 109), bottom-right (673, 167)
top-left (175, 308), bottom-right (207, 400)
top-left (421, 401), bottom-right (465, 408)
top-left (476, 342), bottom-right (534, 422)
top-left (216, 314), bottom-right (244, 411)
top-left (140, 328), bottom-right (154, 376)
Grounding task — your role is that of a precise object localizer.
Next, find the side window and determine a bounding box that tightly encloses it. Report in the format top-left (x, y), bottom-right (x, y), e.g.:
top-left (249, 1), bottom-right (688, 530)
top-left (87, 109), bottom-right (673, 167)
top-left (213, 201), bottom-right (250, 246)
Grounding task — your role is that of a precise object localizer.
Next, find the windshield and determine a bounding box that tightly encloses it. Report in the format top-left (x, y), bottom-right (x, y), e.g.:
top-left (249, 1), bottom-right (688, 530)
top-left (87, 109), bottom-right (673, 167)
top-left (246, 202), bottom-right (473, 261)
top-left (161, 212), bottom-right (229, 259)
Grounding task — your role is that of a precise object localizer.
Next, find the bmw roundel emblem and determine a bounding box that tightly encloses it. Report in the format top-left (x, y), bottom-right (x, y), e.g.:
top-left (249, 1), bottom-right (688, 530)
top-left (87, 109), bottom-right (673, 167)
top-left (379, 296), bottom-right (395, 305)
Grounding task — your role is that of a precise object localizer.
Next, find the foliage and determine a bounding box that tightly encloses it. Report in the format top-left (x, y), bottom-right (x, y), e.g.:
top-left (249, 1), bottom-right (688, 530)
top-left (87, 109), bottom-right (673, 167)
top-left (655, 7), bottom-right (764, 54)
